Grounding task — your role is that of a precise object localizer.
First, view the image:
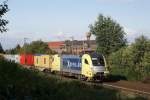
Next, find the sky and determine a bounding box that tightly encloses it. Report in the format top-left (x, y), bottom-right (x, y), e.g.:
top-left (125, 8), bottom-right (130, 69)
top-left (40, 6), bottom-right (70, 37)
top-left (0, 0), bottom-right (150, 50)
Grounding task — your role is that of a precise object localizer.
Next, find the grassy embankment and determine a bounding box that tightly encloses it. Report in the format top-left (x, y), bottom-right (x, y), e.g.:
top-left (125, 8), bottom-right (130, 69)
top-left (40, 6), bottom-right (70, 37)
top-left (0, 56), bottom-right (147, 100)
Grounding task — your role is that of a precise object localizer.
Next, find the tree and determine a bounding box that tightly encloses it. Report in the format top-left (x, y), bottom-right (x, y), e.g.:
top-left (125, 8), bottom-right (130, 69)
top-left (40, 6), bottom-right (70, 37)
top-left (130, 35), bottom-right (150, 79)
top-left (131, 35), bottom-right (149, 66)
top-left (0, 0), bottom-right (9, 33)
top-left (109, 35), bottom-right (150, 80)
top-left (20, 40), bottom-right (56, 54)
top-left (5, 44), bottom-right (21, 54)
top-left (89, 14), bottom-right (127, 56)
top-left (0, 43), bottom-right (4, 53)
top-left (142, 51), bottom-right (150, 77)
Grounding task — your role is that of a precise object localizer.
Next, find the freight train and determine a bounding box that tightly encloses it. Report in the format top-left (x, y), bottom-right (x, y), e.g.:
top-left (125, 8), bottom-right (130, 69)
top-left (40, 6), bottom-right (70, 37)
top-left (2, 52), bottom-right (108, 81)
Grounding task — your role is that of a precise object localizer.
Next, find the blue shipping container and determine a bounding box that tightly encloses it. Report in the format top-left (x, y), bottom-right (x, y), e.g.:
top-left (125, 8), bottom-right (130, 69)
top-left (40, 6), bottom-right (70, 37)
top-left (61, 55), bottom-right (81, 74)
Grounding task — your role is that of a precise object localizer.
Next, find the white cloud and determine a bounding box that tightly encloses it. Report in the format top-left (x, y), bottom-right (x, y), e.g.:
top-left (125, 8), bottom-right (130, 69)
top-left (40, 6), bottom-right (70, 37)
top-left (124, 27), bottom-right (150, 43)
top-left (124, 27), bottom-right (137, 35)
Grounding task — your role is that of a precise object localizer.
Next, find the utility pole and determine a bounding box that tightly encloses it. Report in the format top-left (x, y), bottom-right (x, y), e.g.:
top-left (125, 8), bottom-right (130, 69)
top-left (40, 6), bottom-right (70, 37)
top-left (70, 36), bottom-right (74, 54)
top-left (86, 32), bottom-right (91, 51)
top-left (82, 39), bottom-right (85, 54)
top-left (24, 38), bottom-right (28, 54)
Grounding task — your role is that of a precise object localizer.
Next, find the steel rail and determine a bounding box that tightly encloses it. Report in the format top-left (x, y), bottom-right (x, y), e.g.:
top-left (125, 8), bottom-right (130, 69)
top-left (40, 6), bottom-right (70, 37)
top-left (102, 83), bottom-right (150, 96)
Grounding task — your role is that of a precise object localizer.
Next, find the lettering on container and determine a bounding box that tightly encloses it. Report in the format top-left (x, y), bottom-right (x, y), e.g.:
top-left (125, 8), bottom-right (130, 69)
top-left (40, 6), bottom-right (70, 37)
top-left (63, 57), bottom-right (81, 70)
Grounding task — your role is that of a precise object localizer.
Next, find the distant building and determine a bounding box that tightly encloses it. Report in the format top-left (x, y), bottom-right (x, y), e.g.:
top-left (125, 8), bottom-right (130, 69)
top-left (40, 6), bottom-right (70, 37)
top-left (48, 41), bottom-right (65, 53)
top-left (47, 40), bottom-right (96, 55)
top-left (70, 40), bottom-right (96, 55)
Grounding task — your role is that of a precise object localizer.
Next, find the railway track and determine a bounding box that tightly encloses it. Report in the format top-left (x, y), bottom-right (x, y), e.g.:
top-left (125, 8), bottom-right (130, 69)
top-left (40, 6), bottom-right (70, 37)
top-left (58, 76), bottom-right (150, 98)
top-left (26, 66), bottom-right (150, 98)
top-left (48, 73), bottom-right (150, 99)
top-left (80, 81), bottom-right (150, 98)
top-left (103, 83), bottom-right (150, 97)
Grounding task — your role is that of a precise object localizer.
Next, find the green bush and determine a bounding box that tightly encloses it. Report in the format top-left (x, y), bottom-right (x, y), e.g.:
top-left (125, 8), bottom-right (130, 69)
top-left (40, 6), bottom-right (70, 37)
top-left (109, 36), bottom-right (150, 81)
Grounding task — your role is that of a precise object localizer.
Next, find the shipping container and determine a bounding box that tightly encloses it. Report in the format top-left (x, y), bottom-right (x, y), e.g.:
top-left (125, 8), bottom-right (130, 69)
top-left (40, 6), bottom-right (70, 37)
top-left (4, 55), bottom-right (16, 62)
top-left (20, 54), bottom-right (25, 65)
top-left (26, 54), bottom-right (34, 65)
top-left (20, 54), bottom-right (34, 66)
top-left (51, 54), bottom-right (61, 72)
top-left (14, 55), bottom-right (20, 63)
top-left (34, 54), bottom-right (42, 67)
top-left (61, 55), bottom-right (81, 74)
top-left (3, 55), bottom-right (10, 61)
top-left (41, 55), bottom-right (52, 69)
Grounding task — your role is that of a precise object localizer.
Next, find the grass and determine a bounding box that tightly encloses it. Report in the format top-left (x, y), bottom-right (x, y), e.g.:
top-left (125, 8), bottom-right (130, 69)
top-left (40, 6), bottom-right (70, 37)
top-left (0, 56), bottom-right (148, 100)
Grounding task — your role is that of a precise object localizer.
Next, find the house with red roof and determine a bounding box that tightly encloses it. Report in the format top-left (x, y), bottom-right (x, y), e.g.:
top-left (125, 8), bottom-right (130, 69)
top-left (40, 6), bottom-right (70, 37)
top-left (48, 41), bottom-right (65, 53)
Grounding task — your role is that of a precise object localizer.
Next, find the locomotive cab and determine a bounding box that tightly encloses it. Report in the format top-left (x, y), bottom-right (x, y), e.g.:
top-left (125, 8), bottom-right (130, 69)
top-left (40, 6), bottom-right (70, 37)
top-left (81, 52), bottom-right (105, 81)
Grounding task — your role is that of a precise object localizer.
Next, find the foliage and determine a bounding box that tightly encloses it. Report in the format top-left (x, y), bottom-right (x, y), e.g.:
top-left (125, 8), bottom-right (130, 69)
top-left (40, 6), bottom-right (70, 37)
top-left (109, 35), bottom-right (150, 81)
top-left (0, 0), bottom-right (9, 33)
top-left (5, 44), bottom-right (21, 54)
top-left (0, 57), bottom-right (147, 100)
top-left (20, 40), bottom-right (57, 54)
top-left (89, 14), bottom-right (127, 57)
top-left (5, 40), bottom-right (57, 54)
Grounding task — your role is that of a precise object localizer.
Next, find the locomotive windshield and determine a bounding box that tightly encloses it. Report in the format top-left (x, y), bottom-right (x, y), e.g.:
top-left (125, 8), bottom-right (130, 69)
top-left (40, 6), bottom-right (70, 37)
top-left (89, 52), bottom-right (105, 66)
top-left (92, 56), bottom-right (105, 66)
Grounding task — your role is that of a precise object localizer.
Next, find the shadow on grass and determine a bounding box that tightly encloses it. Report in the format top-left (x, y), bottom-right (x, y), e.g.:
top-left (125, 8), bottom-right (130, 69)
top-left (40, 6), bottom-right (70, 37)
top-left (104, 74), bottom-right (127, 82)
top-left (142, 76), bottom-right (150, 84)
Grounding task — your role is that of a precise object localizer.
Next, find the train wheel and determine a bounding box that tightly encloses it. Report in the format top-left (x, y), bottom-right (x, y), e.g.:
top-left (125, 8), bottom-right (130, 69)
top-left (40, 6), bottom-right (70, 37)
top-left (99, 75), bottom-right (104, 83)
top-left (51, 71), bottom-right (55, 75)
top-left (43, 69), bottom-right (51, 73)
top-left (80, 75), bottom-right (87, 81)
top-left (86, 77), bottom-right (94, 82)
top-left (77, 75), bottom-right (81, 80)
